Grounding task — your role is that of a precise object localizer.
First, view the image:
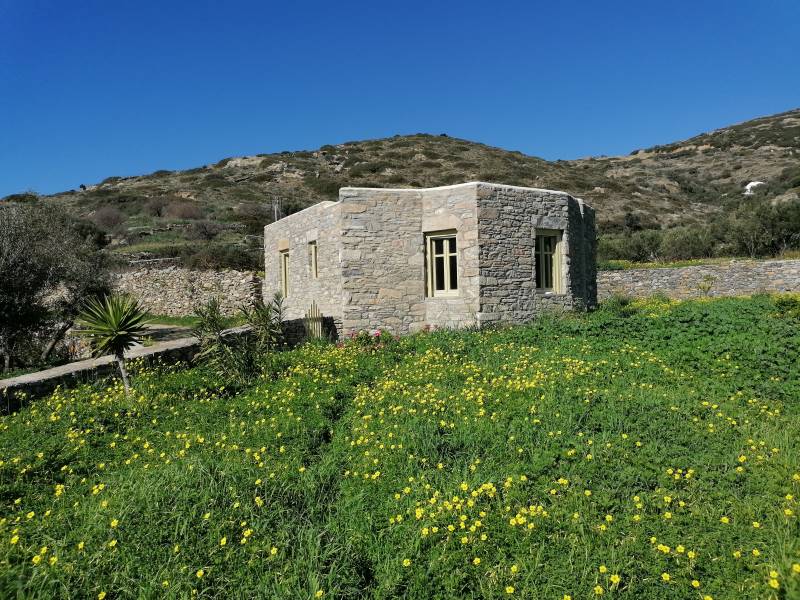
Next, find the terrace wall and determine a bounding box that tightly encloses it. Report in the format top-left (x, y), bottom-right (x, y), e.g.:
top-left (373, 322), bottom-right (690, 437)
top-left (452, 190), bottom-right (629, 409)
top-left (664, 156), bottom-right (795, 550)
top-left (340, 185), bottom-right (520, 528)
top-left (597, 259), bottom-right (800, 299)
top-left (114, 267), bottom-right (261, 316)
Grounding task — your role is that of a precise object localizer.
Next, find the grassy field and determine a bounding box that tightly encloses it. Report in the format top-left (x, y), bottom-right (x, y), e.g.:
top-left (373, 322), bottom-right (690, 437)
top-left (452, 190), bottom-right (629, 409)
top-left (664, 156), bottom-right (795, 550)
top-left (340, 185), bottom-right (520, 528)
top-left (1, 295), bottom-right (799, 599)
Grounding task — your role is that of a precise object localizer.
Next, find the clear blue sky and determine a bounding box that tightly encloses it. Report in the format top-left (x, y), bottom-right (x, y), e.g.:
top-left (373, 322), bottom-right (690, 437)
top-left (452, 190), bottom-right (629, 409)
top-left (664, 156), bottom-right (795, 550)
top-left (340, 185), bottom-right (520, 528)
top-left (1, 0), bottom-right (798, 196)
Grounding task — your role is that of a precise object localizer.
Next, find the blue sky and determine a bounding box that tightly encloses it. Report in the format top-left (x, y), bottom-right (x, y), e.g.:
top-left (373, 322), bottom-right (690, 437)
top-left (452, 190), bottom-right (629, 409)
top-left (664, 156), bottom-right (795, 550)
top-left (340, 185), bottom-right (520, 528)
top-left (1, 0), bottom-right (798, 196)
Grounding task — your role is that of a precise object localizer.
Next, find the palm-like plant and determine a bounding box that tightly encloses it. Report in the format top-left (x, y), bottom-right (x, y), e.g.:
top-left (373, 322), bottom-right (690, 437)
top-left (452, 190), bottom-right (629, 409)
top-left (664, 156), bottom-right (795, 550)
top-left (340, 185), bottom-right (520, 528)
top-left (75, 294), bottom-right (150, 394)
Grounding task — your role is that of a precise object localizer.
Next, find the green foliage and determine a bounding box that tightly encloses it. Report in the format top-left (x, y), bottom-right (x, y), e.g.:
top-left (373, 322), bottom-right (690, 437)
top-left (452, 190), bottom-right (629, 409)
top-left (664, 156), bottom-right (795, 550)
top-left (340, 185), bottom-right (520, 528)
top-left (349, 161), bottom-right (391, 177)
top-left (1, 191), bottom-right (39, 203)
top-left (75, 294), bottom-right (150, 360)
top-left (192, 296), bottom-right (285, 388)
top-left (74, 294), bottom-right (150, 393)
top-left (182, 244), bottom-right (262, 270)
top-left (192, 298), bottom-right (250, 386)
top-left (1, 296), bottom-right (799, 598)
top-left (600, 198), bottom-right (800, 262)
top-left (0, 203), bottom-right (111, 371)
top-left (303, 174), bottom-right (341, 198)
top-left (659, 226), bottom-right (715, 260)
top-left (242, 293), bottom-right (285, 351)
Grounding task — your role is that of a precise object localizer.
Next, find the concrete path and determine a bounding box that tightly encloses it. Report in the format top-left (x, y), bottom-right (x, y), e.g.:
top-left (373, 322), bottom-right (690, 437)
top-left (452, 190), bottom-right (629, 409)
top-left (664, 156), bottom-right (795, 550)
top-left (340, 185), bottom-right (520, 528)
top-left (0, 326), bottom-right (249, 412)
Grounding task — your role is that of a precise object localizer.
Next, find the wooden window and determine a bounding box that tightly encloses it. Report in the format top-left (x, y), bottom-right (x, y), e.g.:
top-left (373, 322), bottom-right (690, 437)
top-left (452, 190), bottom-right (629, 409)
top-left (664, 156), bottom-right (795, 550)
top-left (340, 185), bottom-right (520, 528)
top-left (425, 231), bottom-right (458, 297)
top-left (535, 230), bottom-right (563, 293)
top-left (280, 250), bottom-right (289, 297)
top-left (308, 241), bottom-right (318, 279)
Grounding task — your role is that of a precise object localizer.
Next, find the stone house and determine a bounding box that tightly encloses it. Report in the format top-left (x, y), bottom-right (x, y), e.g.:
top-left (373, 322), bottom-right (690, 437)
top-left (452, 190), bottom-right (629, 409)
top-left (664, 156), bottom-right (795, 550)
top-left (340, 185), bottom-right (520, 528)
top-left (263, 182), bottom-right (596, 337)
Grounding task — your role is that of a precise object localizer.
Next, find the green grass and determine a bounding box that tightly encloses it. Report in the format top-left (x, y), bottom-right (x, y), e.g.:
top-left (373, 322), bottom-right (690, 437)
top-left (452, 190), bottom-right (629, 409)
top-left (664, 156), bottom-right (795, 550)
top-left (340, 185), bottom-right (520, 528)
top-left (598, 257), bottom-right (746, 271)
top-left (144, 313), bottom-right (246, 328)
top-left (1, 295), bottom-right (799, 598)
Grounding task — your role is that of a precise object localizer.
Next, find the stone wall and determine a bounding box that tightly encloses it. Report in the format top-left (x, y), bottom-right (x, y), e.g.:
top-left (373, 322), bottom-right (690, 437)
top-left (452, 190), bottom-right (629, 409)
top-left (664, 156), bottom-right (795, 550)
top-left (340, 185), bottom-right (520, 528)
top-left (477, 184), bottom-right (596, 325)
top-left (339, 188), bottom-right (428, 334)
top-left (114, 267), bottom-right (261, 316)
top-left (1, 327), bottom-right (249, 411)
top-left (263, 201), bottom-right (343, 335)
top-left (336, 186), bottom-right (484, 334)
top-left (597, 259), bottom-right (800, 299)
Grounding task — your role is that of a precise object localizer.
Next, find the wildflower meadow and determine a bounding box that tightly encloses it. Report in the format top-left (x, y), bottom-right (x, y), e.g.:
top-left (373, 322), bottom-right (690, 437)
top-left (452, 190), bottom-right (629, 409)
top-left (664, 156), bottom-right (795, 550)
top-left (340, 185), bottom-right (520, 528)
top-left (1, 295), bottom-right (799, 599)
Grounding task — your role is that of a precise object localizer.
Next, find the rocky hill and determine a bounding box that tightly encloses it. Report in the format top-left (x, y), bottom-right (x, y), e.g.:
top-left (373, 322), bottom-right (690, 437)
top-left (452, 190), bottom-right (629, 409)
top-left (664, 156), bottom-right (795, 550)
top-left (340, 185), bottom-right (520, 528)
top-left (5, 108), bottom-right (799, 268)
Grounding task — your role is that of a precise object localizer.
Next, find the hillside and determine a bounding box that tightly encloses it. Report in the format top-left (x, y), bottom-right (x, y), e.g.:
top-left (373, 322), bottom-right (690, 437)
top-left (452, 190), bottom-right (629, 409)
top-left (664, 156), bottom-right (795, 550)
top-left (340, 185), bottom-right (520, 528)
top-left (5, 109), bottom-right (800, 268)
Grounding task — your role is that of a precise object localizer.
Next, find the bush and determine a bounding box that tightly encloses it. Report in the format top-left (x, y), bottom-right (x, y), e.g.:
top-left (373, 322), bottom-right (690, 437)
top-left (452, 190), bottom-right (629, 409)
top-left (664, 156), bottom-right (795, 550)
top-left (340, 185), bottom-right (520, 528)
top-left (0, 204), bottom-right (110, 371)
top-left (598, 230), bottom-right (663, 262)
top-left (192, 294), bottom-right (285, 387)
top-left (1, 191), bottom-right (39, 203)
top-left (186, 220), bottom-right (223, 241)
top-left (349, 161), bottom-right (390, 177)
top-left (303, 175), bottom-right (341, 199)
top-left (659, 226), bottom-right (715, 260)
top-left (182, 245), bottom-right (261, 270)
top-left (166, 201), bottom-right (204, 220)
top-left (91, 206), bottom-right (126, 231)
top-left (144, 196), bottom-right (169, 217)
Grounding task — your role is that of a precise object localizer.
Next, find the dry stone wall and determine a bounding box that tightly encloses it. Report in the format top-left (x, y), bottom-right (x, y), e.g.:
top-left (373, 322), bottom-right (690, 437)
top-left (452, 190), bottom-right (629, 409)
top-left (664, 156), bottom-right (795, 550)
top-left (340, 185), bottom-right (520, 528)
top-left (114, 267), bottom-right (261, 316)
top-left (597, 259), bottom-right (800, 299)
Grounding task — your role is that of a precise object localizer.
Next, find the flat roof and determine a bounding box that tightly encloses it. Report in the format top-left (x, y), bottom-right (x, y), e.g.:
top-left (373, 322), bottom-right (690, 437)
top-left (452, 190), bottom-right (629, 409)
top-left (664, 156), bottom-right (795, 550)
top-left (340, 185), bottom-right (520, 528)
top-left (340, 181), bottom-right (576, 197)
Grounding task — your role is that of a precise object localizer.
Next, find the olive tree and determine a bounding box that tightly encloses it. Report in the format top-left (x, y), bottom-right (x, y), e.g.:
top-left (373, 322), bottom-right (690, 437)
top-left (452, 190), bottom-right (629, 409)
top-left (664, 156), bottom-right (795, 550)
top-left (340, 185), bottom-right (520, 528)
top-left (0, 203), bottom-right (110, 371)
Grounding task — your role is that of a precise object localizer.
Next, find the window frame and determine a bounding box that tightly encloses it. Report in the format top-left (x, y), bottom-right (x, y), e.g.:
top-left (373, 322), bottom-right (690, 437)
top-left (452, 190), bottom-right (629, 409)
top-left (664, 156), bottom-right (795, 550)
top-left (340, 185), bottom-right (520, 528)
top-left (308, 240), bottom-right (318, 279)
top-left (279, 249), bottom-right (290, 297)
top-left (535, 229), bottom-right (564, 294)
top-left (425, 230), bottom-right (459, 298)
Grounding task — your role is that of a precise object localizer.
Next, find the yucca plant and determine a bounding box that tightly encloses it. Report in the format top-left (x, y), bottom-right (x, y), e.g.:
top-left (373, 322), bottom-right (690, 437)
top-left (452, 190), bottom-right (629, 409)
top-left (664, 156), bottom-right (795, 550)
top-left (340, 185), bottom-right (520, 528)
top-left (75, 294), bottom-right (150, 394)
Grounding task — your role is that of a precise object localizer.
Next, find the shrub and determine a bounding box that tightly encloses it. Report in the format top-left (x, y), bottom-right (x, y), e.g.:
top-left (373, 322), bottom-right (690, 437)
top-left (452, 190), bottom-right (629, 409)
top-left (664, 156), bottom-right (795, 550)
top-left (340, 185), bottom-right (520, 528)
top-left (0, 204), bottom-right (110, 371)
top-left (1, 191), bottom-right (38, 203)
top-left (659, 226), bottom-right (715, 260)
top-left (91, 206), bottom-right (126, 231)
top-left (192, 298), bottom-right (257, 387)
top-left (349, 161), bottom-right (390, 177)
top-left (598, 230), bottom-right (663, 262)
top-left (303, 175), bottom-right (341, 199)
top-left (166, 201), bottom-right (204, 220)
top-left (144, 196), bottom-right (169, 217)
top-left (186, 220), bottom-right (223, 241)
top-left (182, 245), bottom-right (261, 270)
top-left (192, 294), bottom-right (285, 387)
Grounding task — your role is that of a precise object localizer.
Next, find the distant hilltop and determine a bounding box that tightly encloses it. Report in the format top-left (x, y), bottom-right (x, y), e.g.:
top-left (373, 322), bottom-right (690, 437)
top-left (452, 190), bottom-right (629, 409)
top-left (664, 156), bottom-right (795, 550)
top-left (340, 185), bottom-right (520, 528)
top-left (4, 108), bottom-right (798, 268)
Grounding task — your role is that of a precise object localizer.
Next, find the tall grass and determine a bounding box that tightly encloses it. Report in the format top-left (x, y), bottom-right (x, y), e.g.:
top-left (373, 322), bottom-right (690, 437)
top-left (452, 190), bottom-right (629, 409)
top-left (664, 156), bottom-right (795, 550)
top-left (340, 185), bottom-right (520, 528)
top-left (1, 296), bottom-right (798, 598)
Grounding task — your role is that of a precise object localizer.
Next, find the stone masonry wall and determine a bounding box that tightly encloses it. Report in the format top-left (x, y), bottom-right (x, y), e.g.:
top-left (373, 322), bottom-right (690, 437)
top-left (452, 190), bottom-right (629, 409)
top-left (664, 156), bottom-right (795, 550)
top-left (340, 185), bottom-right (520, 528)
top-left (114, 267), bottom-right (260, 316)
top-left (421, 186), bottom-right (481, 330)
top-left (338, 186), bottom-right (482, 335)
top-left (115, 259), bottom-right (800, 323)
top-left (339, 188), bottom-right (426, 334)
top-left (262, 201), bottom-right (343, 335)
top-left (476, 184), bottom-right (596, 326)
top-left (597, 259), bottom-right (800, 299)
